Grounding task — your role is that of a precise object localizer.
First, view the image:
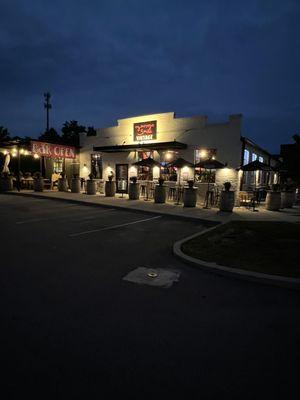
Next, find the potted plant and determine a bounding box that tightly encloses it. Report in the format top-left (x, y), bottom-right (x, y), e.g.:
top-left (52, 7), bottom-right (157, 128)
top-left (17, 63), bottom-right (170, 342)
top-left (266, 183), bottom-right (281, 211)
top-left (33, 171), bottom-right (44, 192)
top-left (58, 172), bottom-right (68, 192)
top-left (129, 176), bottom-right (139, 200)
top-left (71, 173), bottom-right (81, 193)
top-left (105, 171), bottom-right (116, 197)
top-left (281, 184), bottom-right (296, 208)
top-left (86, 173), bottom-right (97, 195)
top-left (183, 180), bottom-right (198, 207)
top-left (0, 172), bottom-right (14, 192)
top-left (154, 177), bottom-right (166, 203)
top-left (219, 181), bottom-right (235, 212)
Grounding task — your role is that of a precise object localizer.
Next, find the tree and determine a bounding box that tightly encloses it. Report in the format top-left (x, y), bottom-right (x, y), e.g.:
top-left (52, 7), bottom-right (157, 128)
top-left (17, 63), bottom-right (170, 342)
top-left (292, 134), bottom-right (300, 145)
top-left (61, 120), bottom-right (86, 146)
top-left (86, 126), bottom-right (97, 136)
top-left (38, 128), bottom-right (61, 144)
top-left (0, 126), bottom-right (11, 143)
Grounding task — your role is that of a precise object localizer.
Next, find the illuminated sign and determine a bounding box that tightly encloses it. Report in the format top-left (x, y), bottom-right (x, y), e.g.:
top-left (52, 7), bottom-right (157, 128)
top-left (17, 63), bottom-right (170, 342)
top-left (31, 141), bottom-right (76, 159)
top-left (134, 121), bottom-right (157, 141)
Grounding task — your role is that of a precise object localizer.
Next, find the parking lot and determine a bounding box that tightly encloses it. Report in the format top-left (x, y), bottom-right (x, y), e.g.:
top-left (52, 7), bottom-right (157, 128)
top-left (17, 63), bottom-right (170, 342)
top-left (1, 194), bottom-right (300, 398)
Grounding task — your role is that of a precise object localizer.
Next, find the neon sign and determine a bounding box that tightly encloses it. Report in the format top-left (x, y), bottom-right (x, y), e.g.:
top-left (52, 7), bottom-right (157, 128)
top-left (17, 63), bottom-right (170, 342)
top-left (133, 121), bottom-right (157, 141)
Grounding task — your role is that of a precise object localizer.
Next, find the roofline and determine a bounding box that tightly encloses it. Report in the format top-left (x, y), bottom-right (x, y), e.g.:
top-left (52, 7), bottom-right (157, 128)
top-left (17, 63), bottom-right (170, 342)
top-left (241, 136), bottom-right (276, 159)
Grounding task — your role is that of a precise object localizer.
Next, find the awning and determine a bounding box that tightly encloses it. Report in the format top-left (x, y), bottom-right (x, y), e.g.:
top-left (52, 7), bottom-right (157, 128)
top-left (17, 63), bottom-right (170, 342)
top-left (93, 141), bottom-right (187, 153)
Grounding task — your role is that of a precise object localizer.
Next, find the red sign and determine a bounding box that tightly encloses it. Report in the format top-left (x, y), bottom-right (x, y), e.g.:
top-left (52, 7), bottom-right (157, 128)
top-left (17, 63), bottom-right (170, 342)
top-left (31, 141), bottom-right (76, 159)
top-left (134, 121), bottom-right (157, 141)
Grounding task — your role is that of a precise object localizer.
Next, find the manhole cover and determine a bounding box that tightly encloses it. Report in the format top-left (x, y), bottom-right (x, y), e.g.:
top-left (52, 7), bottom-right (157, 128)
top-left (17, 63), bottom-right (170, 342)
top-left (123, 267), bottom-right (180, 288)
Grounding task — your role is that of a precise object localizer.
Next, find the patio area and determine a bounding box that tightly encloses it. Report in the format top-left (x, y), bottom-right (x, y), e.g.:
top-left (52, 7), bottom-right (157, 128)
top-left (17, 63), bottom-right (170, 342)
top-left (6, 189), bottom-right (300, 223)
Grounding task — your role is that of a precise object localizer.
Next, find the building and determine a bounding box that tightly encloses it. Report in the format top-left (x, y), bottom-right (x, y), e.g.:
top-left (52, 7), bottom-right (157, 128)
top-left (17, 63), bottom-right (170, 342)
top-left (79, 111), bottom-right (277, 195)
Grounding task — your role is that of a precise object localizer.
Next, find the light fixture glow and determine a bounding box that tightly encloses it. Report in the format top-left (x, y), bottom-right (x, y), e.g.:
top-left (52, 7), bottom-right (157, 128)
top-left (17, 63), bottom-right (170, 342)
top-left (200, 150), bottom-right (207, 158)
top-left (165, 151), bottom-right (172, 161)
top-left (33, 153), bottom-right (40, 159)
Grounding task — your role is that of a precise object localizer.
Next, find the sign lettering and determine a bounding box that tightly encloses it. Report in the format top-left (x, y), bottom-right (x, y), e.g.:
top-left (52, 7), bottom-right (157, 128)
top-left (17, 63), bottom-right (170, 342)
top-left (133, 121), bottom-right (157, 141)
top-left (31, 141), bottom-right (76, 159)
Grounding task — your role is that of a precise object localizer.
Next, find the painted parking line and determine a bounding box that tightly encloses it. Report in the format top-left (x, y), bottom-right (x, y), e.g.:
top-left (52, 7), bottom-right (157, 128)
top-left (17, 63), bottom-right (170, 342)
top-left (16, 208), bottom-right (116, 225)
top-left (69, 215), bottom-right (162, 237)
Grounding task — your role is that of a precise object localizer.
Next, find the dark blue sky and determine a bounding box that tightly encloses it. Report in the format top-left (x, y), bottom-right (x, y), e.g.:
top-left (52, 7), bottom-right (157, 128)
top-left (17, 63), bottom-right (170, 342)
top-left (1, 0), bottom-right (299, 153)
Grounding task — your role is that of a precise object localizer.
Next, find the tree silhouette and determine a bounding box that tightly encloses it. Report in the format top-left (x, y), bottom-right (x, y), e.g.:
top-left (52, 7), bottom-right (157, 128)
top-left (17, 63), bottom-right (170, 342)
top-left (61, 120), bottom-right (86, 146)
top-left (39, 128), bottom-right (61, 144)
top-left (86, 126), bottom-right (97, 136)
top-left (0, 126), bottom-right (11, 143)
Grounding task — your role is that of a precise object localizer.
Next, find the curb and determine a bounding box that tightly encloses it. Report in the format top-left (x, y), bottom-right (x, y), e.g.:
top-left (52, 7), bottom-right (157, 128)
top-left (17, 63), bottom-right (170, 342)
top-left (173, 223), bottom-right (300, 291)
top-left (2, 191), bottom-right (218, 227)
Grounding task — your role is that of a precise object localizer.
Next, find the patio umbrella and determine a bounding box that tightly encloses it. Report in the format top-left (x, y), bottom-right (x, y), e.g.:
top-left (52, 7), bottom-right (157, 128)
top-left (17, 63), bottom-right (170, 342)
top-left (133, 157), bottom-right (160, 167)
top-left (167, 157), bottom-right (194, 204)
top-left (167, 157), bottom-right (194, 169)
top-left (240, 160), bottom-right (273, 190)
top-left (133, 157), bottom-right (161, 200)
top-left (195, 159), bottom-right (226, 208)
top-left (240, 160), bottom-right (273, 172)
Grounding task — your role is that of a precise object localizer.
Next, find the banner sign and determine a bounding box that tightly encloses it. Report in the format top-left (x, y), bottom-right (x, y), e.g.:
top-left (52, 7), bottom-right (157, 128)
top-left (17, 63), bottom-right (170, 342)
top-left (133, 121), bottom-right (157, 141)
top-left (31, 141), bottom-right (76, 159)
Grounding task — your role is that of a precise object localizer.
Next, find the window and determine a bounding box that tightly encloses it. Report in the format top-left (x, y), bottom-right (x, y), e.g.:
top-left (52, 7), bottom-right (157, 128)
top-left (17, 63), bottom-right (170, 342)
top-left (91, 154), bottom-right (102, 178)
top-left (53, 158), bottom-right (63, 173)
top-left (252, 153), bottom-right (257, 162)
top-left (194, 148), bottom-right (217, 164)
top-left (243, 149), bottom-right (249, 165)
top-left (259, 156), bottom-right (264, 163)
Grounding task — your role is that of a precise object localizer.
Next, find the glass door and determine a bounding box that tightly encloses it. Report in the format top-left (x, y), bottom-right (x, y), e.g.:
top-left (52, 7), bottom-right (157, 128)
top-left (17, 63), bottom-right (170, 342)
top-left (116, 164), bottom-right (128, 193)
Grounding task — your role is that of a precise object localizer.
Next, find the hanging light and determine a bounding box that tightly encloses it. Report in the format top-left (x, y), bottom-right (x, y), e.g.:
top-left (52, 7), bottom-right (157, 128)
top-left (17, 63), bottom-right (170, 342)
top-left (33, 153), bottom-right (40, 159)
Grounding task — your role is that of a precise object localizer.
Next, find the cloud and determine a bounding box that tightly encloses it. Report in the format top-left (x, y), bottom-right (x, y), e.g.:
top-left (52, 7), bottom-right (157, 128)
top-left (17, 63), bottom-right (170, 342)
top-left (0, 0), bottom-right (299, 151)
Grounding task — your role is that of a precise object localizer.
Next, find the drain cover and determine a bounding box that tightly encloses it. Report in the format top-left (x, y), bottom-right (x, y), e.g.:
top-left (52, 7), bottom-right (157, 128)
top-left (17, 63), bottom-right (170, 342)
top-left (123, 267), bottom-right (180, 288)
top-left (147, 271), bottom-right (158, 278)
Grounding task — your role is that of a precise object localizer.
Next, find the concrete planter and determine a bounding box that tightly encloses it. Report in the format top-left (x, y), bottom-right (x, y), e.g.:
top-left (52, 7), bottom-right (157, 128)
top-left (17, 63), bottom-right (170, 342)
top-left (71, 178), bottom-right (81, 193)
top-left (105, 180), bottom-right (116, 197)
top-left (183, 187), bottom-right (198, 207)
top-left (266, 191), bottom-right (281, 211)
top-left (219, 191), bottom-right (235, 212)
top-left (281, 191), bottom-right (295, 208)
top-left (33, 178), bottom-right (44, 192)
top-left (86, 180), bottom-right (97, 195)
top-left (154, 185), bottom-right (166, 203)
top-left (58, 178), bottom-right (68, 192)
top-left (129, 183), bottom-right (139, 200)
top-left (0, 177), bottom-right (13, 192)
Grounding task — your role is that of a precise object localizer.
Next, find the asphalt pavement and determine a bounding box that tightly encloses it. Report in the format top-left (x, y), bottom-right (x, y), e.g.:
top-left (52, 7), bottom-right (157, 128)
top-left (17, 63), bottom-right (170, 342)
top-left (1, 194), bottom-right (300, 399)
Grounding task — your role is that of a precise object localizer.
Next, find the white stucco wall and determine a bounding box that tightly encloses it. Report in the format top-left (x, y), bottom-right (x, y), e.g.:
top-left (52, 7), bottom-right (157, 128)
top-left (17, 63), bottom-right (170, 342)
top-left (79, 112), bottom-right (243, 184)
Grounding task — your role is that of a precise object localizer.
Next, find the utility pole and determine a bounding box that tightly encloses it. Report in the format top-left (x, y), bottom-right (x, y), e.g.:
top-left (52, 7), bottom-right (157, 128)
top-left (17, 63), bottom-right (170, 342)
top-left (44, 92), bottom-right (52, 132)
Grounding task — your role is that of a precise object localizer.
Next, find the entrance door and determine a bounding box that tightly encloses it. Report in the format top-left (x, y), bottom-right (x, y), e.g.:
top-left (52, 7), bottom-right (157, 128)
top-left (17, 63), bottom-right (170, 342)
top-left (116, 164), bottom-right (128, 193)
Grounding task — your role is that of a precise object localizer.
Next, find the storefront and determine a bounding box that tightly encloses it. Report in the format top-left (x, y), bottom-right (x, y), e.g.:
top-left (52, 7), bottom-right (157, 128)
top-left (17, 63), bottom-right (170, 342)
top-left (79, 112), bottom-right (276, 194)
top-left (0, 140), bottom-right (79, 188)
top-left (30, 141), bottom-right (80, 182)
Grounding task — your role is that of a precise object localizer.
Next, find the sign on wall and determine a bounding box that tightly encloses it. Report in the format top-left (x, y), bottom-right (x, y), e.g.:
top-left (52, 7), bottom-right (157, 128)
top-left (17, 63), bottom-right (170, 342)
top-left (133, 121), bottom-right (157, 141)
top-left (31, 141), bottom-right (76, 159)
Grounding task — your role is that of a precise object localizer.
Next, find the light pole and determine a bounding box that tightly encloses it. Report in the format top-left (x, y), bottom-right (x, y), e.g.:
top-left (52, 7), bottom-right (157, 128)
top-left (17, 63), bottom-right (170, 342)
top-left (44, 92), bottom-right (52, 132)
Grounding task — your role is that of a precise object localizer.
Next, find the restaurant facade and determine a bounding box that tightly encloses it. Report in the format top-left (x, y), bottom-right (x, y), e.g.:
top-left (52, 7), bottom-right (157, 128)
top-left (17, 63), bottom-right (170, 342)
top-left (79, 111), bottom-right (277, 195)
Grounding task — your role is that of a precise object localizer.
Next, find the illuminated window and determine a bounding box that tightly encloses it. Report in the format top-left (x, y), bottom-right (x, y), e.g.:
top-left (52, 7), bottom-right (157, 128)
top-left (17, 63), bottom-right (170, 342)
top-left (252, 153), bottom-right (257, 161)
top-left (194, 148), bottom-right (216, 164)
top-left (259, 156), bottom-right (264, 163)
top-left (91, 153), bottom-right (102, 178)
top-left (53, 158), bottom-right (63, 173)
top-left (243, 149), bottom-right (249, 165)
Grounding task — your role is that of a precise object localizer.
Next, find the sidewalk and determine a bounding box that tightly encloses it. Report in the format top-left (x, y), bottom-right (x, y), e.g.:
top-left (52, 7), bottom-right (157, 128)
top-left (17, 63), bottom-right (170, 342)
top-left (5, 190), bottom-right (300, 223)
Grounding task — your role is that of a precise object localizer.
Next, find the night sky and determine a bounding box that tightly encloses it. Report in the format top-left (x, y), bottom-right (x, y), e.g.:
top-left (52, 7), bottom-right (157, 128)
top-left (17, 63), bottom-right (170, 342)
top-left (1, 0), bottom-right (299, 153)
